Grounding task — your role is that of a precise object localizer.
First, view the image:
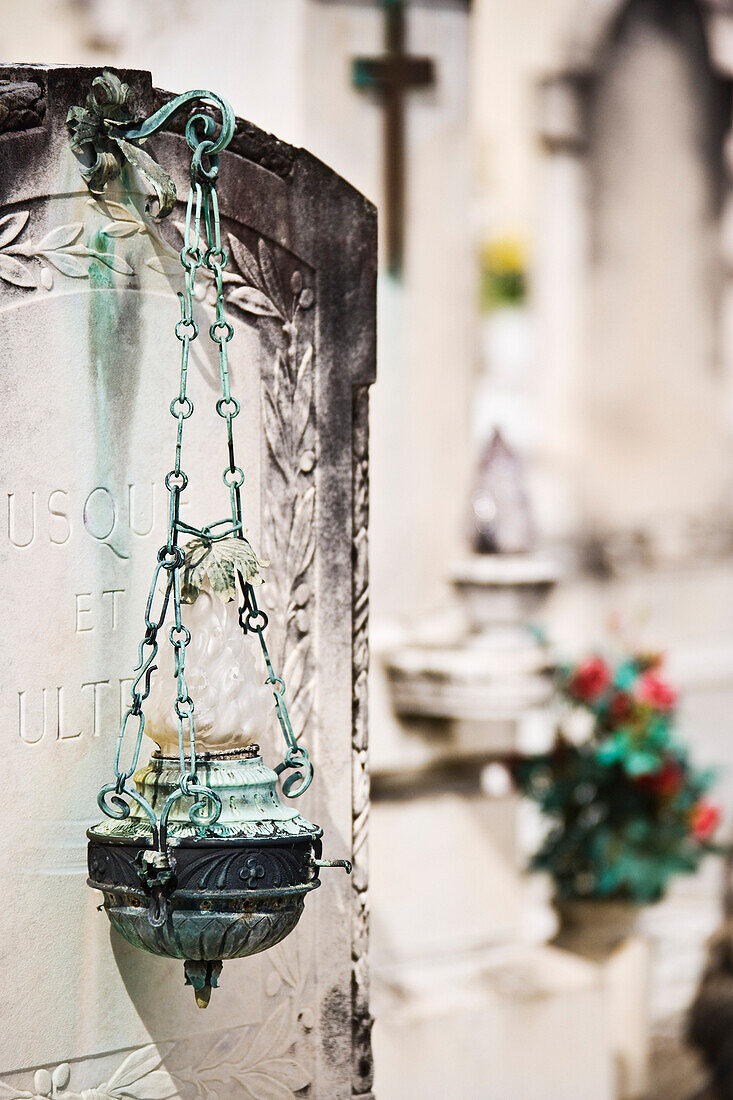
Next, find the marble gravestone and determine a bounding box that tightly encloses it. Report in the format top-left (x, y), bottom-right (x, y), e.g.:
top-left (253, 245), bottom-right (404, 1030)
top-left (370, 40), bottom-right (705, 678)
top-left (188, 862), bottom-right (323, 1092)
top-left (0, 66), bottom-right (375, 1098)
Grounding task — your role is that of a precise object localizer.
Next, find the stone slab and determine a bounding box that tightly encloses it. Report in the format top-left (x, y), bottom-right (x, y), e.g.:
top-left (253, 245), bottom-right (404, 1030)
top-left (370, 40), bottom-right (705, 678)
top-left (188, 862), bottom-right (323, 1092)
top-left (372, 944), bottom-right (614, 1100)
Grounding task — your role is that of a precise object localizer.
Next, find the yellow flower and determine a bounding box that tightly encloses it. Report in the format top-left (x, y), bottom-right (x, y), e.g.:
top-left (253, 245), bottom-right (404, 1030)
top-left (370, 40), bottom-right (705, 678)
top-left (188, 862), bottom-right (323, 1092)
top-left (482, 233), bottom-right (527, 276)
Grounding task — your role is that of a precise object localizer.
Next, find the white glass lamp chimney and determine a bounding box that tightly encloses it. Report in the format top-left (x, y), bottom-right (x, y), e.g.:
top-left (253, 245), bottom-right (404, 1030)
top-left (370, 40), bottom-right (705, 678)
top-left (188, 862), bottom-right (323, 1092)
top-left (144, 584), bottom-right (273, 753)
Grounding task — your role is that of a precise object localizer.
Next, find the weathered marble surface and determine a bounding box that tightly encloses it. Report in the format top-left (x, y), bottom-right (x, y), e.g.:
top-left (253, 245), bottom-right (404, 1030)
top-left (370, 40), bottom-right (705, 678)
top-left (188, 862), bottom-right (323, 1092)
top-left (0, 65), bottom-right (375, 1098)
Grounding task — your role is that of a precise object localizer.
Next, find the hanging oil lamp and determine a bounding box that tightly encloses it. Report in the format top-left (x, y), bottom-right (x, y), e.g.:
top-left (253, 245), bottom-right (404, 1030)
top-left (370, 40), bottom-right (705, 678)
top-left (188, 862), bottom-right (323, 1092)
top-left (68, 72), bottom-right (350, 1008)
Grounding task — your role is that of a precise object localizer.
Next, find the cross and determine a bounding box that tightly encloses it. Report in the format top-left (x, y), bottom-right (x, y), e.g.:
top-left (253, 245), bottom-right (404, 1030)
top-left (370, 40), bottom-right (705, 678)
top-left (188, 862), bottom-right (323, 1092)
top-left (352, 0), bottom-right (436, 276)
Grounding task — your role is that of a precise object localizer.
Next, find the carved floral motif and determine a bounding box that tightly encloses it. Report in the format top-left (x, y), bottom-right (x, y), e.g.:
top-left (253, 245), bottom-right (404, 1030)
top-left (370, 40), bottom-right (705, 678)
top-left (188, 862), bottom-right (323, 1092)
top-left (0, 1049), bottom-right (176, 1100)
top-left (0, 1013), bottom-right (309, 1099)
top-left (0, 209), bottom-right (133, 290)
top-left (351, 385), bottom-right (374, 1097)
top-left (0, 936), bottom-right (314, 1099)
top-left (224, 233), bottom-right (316, 742)
top-left (175, 1001), bottom-right (311, 1099)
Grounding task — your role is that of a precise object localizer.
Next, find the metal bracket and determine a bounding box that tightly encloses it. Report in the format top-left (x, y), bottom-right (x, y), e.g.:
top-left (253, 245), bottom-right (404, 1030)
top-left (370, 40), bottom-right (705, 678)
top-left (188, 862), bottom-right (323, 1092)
top-left (66, 68), bottom-right (235, 218)
top-left (313, 858), bottom-right (353, 874)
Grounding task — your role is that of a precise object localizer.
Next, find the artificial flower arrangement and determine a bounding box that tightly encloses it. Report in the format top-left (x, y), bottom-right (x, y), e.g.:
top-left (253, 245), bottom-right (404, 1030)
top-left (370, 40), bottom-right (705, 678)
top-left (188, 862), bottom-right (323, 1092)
top-left (511, 653), bottom-right (723, 904)
top-left (480, 233), bottom-right (527, 310)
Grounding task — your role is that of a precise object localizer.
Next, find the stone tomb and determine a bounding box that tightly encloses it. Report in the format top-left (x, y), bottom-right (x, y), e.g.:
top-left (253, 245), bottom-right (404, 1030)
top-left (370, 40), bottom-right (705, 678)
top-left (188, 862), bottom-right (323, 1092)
top-left (0, 66), bottom-right (375, 1098)
top-left (535, 0), bottom-right (733, 560)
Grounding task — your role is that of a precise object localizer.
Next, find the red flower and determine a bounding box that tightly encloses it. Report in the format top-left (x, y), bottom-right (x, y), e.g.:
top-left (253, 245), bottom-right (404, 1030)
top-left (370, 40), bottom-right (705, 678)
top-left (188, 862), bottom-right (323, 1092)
top-left (636, 671), bottom-right (677, 711)
top-left (569, 657), bottom-right (611, 702)
top-left (609, 691), bottom-right (632, 724)
top-left (691, 800), bottom-right (721, 842)
top-left (637, 760), bottom-right (683, 797)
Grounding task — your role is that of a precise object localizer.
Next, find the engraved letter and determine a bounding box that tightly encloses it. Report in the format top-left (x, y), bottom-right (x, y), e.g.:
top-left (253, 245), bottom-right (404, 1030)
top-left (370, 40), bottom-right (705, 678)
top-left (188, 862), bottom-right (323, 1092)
top-left (83, 486), bottom-right (115, 541)
top-left (8, 491), bottom-right (35, 548)
top-left (75, 593), bottom-right (93, 633)
top-left (102, 588), bottom-right (124, 631)
top-left (119, 678), bottom-right (133, 722)
top-left (81, 679), bottom-right (109, 738)
top-left (48, 489), bottom-right (71, 545)
top-left (128, 482), bottom-right (155, 537)
top-left (18, 688), bottom-right (49, 744)
top-left (57, 686), bottom-right (81, 740)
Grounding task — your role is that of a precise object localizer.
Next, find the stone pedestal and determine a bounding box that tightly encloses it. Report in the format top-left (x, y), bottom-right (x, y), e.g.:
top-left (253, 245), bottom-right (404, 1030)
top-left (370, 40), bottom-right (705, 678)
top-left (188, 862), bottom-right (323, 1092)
top-left (554, 901), bottom-right (651, 1100)
top-left (384, 553), bottom-right (561, 749)
top-left (371, 551), bottom-right (620, 1098)
top-left (372, 945), bottom-right (614, 1100)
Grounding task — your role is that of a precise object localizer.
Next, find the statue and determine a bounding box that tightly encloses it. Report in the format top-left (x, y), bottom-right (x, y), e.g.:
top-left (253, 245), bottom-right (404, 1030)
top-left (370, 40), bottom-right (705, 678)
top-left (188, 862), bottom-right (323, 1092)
top-left (469, 428), bottom-right (534, 555)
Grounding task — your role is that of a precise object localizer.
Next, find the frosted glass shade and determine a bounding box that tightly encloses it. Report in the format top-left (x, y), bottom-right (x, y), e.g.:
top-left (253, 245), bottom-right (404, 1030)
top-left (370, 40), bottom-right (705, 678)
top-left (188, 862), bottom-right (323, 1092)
top-left (144, 585), bottom-right (273, 753)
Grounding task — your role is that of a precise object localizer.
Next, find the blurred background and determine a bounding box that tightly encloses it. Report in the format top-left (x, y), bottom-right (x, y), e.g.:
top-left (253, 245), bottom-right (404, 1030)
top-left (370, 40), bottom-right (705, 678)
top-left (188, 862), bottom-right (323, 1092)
top-left (8, 0), bottom-right (733, 1096)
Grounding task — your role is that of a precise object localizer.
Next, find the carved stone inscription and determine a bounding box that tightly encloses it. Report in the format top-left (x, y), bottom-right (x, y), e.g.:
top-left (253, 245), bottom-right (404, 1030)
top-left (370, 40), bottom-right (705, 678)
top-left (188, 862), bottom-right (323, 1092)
top-left (7, 483), bottom-right (155, 745)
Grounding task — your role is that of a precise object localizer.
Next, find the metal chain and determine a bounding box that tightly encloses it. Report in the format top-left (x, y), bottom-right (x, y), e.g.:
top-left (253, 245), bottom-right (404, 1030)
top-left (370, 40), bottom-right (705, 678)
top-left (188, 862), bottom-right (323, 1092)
top-left (203, 186), bottom-right (244, 525)
top-left (98, 101), bottom-right (312, 845)
top-left (239, 582), bottom-right (313, 796)
top-left (99, 179), bottom-right (222, 841)
top-left (167, 184), bottom-right (201, 795)
top-left (201, 182), bottom-right (313, 797)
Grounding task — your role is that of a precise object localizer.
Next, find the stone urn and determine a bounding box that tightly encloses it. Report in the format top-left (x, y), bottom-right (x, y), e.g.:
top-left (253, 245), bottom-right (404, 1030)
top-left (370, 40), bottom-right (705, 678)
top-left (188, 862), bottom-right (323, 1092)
top-left (385, 553), bottom-right (560, 726)
top-left (450, 553), bottom-right (560, 641)
top-left (552, 898), bottom-right (640, 961)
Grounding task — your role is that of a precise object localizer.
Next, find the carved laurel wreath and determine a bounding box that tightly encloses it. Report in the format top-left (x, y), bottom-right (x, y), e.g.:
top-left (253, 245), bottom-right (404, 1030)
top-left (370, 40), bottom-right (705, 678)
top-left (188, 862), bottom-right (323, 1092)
top-left (0, 935), bottom-right (313, 1099)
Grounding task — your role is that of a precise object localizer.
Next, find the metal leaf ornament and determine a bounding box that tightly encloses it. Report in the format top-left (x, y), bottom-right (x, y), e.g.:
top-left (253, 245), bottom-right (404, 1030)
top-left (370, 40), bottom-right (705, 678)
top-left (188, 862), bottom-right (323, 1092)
top-left (113, 136), bottom-right (177, 219)
top-left (67, 69), bottom-right (176, 218)
top-left (181, 536), bottom-right (268, 603)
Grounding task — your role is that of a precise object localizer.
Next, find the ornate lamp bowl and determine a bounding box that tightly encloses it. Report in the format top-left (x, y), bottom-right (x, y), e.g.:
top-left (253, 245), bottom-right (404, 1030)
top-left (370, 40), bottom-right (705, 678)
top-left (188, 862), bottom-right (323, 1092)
top-left (87, 746), bottom-right (331, 1007)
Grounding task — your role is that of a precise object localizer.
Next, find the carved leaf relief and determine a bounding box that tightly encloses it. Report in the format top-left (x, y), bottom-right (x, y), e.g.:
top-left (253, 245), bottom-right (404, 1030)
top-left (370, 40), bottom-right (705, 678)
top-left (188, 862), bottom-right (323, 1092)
top-left (0, 211), bottom-right (28, 249)
top-left (0, 204), bottom-right (138, 290)
top-left (228, 284), bottom-right (281, 317)
top-left (0, 1046), bottom-right (177, 1100)
top-left (209, 228), bottom-right (317, 743)
top-left (0, 253), bottom-right (35, 288)
top-left (2, 939), bottom-right (317, 1100)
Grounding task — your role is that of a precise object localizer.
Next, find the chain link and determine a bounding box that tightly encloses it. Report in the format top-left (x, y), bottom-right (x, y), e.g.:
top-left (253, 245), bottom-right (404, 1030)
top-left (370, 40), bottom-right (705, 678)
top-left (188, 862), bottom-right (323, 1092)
top-left (201, 181), bottom-right (313, 797)
top-left (102, 179), bottom-right (216, 836)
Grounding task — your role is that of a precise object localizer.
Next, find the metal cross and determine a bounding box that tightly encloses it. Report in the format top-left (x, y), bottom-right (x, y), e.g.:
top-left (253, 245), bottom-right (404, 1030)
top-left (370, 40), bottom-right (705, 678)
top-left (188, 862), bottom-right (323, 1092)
top-left (352, 0), bottom-right (436, 276)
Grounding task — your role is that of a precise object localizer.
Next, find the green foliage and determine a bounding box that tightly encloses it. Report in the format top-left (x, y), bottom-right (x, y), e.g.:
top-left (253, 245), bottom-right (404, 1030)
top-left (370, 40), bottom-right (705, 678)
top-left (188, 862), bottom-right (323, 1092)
top-left (511, 653), bottom-right (722, 903)
top-left (479, 235), bottom-right (527, 311)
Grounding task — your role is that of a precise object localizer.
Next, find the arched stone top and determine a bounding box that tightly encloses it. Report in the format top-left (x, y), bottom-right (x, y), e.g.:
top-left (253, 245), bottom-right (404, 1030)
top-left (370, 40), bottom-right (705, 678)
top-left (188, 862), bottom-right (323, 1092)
top-left (0, 64), bottom-right (377, 389)
top-left (539, 0), bottom-right (733, 151)
top-left (560, 0), bottom-right (733, 76)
